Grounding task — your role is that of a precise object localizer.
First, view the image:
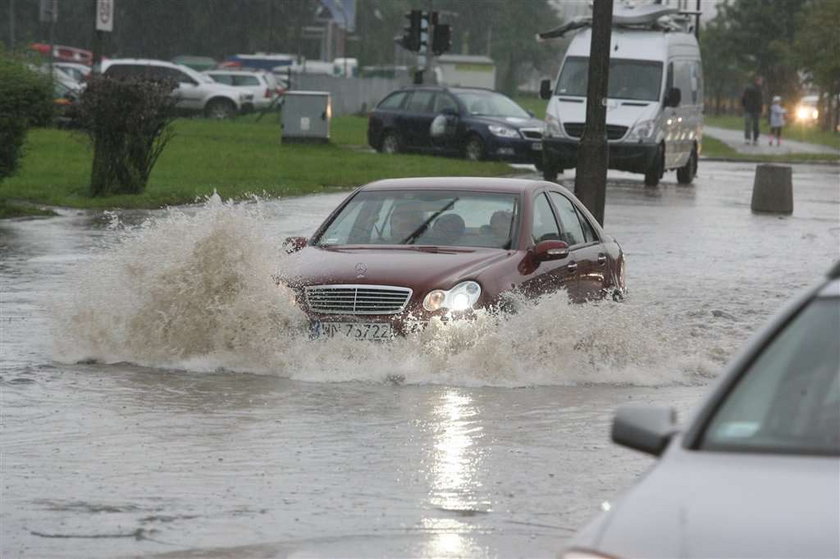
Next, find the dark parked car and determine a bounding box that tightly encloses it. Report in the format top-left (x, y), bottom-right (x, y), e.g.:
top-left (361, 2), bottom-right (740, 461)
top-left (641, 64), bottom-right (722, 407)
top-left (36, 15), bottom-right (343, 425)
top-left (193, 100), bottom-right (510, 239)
top-left (562, 262), bottom-right (840, 559)
top-left (367, 86), bottom-right (544, 166)
top-left (281, 177), bottom-right (625, 340)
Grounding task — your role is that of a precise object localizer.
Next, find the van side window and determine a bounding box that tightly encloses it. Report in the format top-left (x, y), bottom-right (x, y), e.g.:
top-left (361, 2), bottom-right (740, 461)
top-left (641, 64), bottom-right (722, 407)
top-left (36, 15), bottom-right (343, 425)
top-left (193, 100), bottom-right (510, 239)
top-left (674, 60), bottom-right (693, 106)
top-left (665, 62), bottom-right (674, 102)
top-left (691, 61), bottom-right (703, 105)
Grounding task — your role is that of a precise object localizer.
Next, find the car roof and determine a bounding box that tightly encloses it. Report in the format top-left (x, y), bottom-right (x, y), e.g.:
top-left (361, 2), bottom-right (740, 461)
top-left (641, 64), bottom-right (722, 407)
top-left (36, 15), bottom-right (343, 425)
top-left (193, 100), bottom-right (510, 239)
top-left (360, 177), bottom-right (568, 195)
top-left (393, 85), bottom-right (498, 94)
top-left (104, 58), bottom-right (176, 67)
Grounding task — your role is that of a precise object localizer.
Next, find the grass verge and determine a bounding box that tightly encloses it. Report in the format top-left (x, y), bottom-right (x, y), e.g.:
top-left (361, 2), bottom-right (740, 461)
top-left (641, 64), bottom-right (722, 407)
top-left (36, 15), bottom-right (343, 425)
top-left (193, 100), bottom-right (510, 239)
top-left (705, 114), bottom-right (840, 150)
top-left (0, 113), bottom-right (519, 215)
top-left (701, 135), bottom-right (839, 163)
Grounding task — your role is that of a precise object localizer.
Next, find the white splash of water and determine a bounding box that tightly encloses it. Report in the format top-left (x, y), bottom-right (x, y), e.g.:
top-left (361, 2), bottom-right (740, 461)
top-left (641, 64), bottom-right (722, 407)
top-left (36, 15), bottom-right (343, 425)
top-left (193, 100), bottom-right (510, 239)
top-left (52, 198), bottom-right (720, 387)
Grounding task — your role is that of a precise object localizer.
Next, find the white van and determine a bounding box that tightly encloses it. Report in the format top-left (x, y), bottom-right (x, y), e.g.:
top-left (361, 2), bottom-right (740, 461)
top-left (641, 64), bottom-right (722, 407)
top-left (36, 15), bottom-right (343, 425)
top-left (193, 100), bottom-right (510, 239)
top-left (540, 7), bottom-right (703, 186)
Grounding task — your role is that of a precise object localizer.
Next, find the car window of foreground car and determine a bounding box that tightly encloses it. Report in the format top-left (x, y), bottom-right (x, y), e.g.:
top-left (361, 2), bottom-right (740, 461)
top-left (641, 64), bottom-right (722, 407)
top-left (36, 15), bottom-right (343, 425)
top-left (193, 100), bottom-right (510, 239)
top-left (700, 295), bottom-right (840, 456)
top-left (314, 190), bottom-right (519, 249)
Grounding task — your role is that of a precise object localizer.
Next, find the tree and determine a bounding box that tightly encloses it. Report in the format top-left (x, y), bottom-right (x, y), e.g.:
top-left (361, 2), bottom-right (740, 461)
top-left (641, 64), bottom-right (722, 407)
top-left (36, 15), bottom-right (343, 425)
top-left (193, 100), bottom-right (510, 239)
top-left (77, 76), bottom-right (176, 196)
top-left (700, 17), bottom-right (747, 115)
top-left (714, 0), bottom-right (807, 104)
top-left (0, 52), bottom-right (53, 182)
top-left (792, 0), bottom-right (840, 132)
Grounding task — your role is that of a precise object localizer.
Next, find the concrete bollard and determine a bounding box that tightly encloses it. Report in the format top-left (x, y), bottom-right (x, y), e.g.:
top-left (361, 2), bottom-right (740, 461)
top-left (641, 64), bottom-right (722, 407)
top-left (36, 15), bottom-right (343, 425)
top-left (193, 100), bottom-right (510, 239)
top-left (751, 164), bottom-right (793, 214)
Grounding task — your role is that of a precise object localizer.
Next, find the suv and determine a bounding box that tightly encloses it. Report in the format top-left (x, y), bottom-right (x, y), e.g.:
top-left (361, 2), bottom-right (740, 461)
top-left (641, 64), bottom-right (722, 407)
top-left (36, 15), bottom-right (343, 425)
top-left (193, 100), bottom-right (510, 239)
top-left (202, 69), bottom-right (279, 112)
top-left (101, 59), bottom-right (250, 118)
top-left (367, 85), bottom-right (544, 166)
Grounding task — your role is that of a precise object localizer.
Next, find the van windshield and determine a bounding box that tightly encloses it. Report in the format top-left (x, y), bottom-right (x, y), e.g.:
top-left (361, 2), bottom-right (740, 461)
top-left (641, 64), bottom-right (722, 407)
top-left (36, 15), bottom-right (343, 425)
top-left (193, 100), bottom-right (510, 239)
top-left (555, 57), bottom-right (663, 102)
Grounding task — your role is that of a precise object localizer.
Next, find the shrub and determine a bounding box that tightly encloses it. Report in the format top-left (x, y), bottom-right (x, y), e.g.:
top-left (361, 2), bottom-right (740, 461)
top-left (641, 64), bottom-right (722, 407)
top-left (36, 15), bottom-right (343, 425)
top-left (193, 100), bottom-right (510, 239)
top-left (77, 75), bottom-right (177, 196)
top-left (0, 55), bottom-right (54, 182)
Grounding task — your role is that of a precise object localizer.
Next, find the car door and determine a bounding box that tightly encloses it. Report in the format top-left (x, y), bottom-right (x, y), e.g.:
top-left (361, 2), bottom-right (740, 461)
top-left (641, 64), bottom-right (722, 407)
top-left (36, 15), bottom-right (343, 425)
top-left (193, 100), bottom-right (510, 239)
top-left (400, 90), bottom-right (435, 150)
top-left (166, 67), bottom-right (203, 110)
top-left (519, 192), bottom-right (577, 297)
top-left (430, 91), bottom-right (460, 154)
top-left (548, 191), bottom-right (608, 301)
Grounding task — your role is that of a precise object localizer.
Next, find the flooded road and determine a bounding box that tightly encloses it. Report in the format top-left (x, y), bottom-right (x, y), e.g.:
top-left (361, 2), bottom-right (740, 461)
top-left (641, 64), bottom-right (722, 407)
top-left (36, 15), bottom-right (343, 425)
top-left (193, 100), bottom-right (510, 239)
top-left (2, 162), bottom-right (838, 557)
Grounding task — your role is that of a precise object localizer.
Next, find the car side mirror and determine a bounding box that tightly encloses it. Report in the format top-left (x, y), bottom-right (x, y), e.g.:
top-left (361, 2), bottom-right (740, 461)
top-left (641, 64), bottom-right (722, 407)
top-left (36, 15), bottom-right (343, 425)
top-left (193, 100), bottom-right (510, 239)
top-left (540, 79), bottom-right (553, 100)
top-left (612, 405), bottom-right (677, 456)
top-left (665, 87), bottom-right (681, 108)
top-left (283, 236), bottom-right (308, 254)
top-left (532, 239), bottom-right (569, 261)
top-left (441, 107), bottom-right (458, 116)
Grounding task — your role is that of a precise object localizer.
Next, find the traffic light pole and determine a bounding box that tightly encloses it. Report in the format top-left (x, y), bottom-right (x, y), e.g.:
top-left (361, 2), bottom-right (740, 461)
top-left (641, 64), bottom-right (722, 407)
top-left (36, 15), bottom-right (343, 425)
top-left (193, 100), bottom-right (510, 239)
top-left (574, 0), bottom-right (613, 226)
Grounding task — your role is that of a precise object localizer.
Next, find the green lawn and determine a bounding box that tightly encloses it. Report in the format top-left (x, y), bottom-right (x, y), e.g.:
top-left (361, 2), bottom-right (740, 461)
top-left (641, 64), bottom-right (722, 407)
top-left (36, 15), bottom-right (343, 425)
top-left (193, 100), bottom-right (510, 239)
top-left (0, 114), bottom-right (517, 213)
top-left (700, 135), bottom-right (838, 163)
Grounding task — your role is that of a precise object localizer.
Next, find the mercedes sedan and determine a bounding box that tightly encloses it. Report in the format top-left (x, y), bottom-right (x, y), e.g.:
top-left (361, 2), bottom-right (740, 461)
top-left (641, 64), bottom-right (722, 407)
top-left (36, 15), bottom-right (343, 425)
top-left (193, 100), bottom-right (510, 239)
top-left (281, 177), bottom-right (625, 340)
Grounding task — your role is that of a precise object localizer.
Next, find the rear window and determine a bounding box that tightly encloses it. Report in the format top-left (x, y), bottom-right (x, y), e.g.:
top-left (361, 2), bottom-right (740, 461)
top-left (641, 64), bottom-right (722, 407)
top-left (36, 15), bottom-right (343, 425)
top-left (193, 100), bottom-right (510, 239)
top-left (233, 75), bottom-right (260, 86)
top-left (378, 91), bottom-right (407, 110)
top-left (701, 297), bottom-right (840, 456)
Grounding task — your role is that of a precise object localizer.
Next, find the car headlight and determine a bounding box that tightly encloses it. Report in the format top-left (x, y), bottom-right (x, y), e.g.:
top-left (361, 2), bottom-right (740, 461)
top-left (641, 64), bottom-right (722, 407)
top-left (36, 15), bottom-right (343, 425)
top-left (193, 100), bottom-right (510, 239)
top-left (488, 125), bottom-right (520, 138)
top-left (423, 281), bottom-right (482, 312)
top-left (544, 113), bottom-right (562, 137)
top-left (627, 119), bottom-right (656, 141)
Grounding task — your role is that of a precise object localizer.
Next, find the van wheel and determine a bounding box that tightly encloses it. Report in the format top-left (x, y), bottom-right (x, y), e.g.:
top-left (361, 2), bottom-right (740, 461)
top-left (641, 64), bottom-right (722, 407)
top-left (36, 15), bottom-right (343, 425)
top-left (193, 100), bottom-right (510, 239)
top-left (677, 145), bottom-right (698, 184)
top-left (380, 131), bottom-right (401, 154)
top-left (464, 135), bottom-right (486, 161)
top-left (644, 144), bottom-right (664, 186)
top-left (205, 98), bottom-right (236, 119)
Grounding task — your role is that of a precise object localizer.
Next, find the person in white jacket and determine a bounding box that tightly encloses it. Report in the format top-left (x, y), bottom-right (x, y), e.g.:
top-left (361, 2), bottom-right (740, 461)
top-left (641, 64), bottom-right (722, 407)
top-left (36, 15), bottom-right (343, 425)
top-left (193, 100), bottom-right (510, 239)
top-left (769, 96), bottom-right (787, 146)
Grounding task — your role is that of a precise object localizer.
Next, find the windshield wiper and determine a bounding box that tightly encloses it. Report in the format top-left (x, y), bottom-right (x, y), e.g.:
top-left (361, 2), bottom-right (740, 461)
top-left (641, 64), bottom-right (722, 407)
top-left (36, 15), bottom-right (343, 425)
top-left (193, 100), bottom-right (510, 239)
top-left (401, 198), bottom-right (459, 245)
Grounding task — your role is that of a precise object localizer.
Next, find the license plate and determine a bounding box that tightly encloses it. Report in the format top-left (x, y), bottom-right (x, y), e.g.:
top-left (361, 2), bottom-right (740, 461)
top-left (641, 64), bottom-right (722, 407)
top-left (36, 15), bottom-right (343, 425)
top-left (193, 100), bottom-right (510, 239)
top-left (311, 321), bottom-right (395, 341)
top-left (531, 141), bottom-right (543, 151)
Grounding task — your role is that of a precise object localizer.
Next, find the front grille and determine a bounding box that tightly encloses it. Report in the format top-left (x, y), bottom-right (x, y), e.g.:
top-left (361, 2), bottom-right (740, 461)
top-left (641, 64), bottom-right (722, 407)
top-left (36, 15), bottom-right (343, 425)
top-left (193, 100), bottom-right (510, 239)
top-left (305, 285), bottom-right (412, 315)
top-left (563, 123), bottom-right (628, 140)
top-left (520, 128), bottom-right (543, 140)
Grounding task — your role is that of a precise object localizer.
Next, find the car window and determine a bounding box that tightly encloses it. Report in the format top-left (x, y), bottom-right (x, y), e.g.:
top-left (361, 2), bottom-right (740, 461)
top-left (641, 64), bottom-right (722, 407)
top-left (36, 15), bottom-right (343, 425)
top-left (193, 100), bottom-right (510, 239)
top-left (233, 75), bottom-right (260, 86)
top-left (548, 192), bottom-right (586, 246)
top-left (208, 73), bottom-right (233, 85)
top-left (315, 190), bottom-right (519, 248)
top-left (378, 91), bottom-right (407, 110)
top-left (454, 90), bottom-right (530, 118)
top-left (701, 297), bottom-right (840, 456)
top-left (104, 64), bottom-right (142, 79)
top-left (404, 91), bottom-right (434, 113)
top-left (532, 193), bottom-right (562, 244)
top-left (433, 93), bottom-right (458, 113)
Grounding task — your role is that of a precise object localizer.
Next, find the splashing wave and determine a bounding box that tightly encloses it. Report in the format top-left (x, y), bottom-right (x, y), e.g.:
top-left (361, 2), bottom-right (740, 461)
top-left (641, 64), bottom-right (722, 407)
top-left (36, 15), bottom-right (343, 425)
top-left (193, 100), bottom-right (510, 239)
top-left (52, 197), bottom-right (718, 387)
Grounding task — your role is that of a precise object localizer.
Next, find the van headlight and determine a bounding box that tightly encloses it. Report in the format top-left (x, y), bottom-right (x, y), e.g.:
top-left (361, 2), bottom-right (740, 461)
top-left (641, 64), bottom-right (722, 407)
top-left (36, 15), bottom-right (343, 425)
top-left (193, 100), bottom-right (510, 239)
top-left (628, 119), bottom-right (656, 141)
top-left (488, 125), bottom-right (520, 138)
top-left (423, 281), bottom-right (482, 312)
top-left (545, 113), bottom-right (563, 137)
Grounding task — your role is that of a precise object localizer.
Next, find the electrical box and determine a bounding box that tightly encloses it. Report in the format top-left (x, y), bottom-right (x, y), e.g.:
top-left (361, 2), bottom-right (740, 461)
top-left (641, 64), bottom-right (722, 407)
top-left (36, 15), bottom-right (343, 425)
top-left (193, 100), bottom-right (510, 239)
top-left (281, 91), bottom-right (331, 143)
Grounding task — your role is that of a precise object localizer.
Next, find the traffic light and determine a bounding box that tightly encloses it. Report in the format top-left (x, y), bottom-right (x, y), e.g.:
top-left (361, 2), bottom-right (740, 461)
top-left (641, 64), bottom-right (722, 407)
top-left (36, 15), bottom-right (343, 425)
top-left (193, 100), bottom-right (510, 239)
top-left (399, 10), bottom-right (422, 52)
top-left (431, 23), bottom-right (452, 56)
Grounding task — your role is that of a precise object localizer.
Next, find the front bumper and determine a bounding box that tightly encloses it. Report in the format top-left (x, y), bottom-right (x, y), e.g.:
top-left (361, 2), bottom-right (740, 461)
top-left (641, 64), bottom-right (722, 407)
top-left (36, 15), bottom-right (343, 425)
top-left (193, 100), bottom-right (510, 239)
top-left (487, 135), bottom-right (543, 164)
top-left (543, 137), bottom-right (658, 173)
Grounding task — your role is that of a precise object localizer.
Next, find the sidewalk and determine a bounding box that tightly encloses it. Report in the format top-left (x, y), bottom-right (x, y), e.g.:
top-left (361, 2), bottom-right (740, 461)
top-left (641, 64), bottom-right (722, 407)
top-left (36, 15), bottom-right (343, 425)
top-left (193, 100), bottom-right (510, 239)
top-left (704, 125), bottom-right (840, 157)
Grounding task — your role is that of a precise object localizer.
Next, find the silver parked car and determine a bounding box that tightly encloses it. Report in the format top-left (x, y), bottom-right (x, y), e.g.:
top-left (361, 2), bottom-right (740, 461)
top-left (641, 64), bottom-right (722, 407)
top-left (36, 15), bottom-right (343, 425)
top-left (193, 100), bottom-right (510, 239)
top-left (563, 262), bottom-right (840, 559)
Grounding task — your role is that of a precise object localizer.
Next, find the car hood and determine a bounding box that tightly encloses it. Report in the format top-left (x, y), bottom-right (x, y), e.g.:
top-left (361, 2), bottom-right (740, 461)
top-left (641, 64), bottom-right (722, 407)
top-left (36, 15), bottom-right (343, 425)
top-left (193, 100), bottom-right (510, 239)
top-left (470, 114), bottom-right (544, 131)
top-left (552, 96), bottom-right (659, 128)
top-left (586, 448), bottom-right (840, 559)
top-left (281, 246), bottom-right (513, 293)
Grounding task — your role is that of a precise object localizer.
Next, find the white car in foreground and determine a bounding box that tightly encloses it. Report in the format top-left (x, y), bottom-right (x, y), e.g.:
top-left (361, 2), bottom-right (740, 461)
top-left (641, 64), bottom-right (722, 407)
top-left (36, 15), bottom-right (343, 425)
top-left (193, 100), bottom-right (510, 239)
top-left (563, 262), bottom-right (840, 559)
top-left (101, 58), bottom-right (251, 118)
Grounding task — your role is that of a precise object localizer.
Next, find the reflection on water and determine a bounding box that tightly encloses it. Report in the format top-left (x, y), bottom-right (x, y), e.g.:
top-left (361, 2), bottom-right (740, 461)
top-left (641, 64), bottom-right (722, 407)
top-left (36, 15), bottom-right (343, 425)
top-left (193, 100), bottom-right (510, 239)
top-left (423, 389), bottom-right (487, 557)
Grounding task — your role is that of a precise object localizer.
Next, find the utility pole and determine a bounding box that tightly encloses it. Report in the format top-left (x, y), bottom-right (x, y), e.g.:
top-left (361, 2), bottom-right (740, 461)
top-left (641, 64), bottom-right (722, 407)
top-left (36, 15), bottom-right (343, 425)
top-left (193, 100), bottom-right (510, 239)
top-left (574, 0), bottom-right (613, 226)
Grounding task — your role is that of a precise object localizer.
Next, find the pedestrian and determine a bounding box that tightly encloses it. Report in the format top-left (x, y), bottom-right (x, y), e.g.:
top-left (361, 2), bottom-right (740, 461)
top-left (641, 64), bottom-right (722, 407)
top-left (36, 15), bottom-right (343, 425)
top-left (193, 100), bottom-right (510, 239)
top-left (741, 75), bottom-right (764, 145)
top-left (769, 95), bottom-right (787, 146)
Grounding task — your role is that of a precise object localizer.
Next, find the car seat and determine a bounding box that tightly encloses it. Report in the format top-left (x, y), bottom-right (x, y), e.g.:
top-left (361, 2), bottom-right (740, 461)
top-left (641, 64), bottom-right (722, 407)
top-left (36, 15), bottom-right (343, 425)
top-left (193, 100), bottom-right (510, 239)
top-left (433, 213), bottom-right (465, 244)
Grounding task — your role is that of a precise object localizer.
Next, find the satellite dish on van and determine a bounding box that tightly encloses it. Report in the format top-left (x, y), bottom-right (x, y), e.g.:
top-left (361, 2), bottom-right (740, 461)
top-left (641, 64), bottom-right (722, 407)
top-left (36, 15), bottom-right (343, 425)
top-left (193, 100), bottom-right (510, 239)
top-left (612, 4), bottom-right (679, 26)
top-left (537, 2), bottom-right (691, 40)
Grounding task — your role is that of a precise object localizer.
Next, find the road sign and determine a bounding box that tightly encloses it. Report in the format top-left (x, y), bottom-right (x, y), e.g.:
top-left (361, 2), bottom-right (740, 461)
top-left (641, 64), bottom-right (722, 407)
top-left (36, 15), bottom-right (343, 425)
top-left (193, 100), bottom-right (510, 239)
top-left (96, 0), bottom-right (114, 32)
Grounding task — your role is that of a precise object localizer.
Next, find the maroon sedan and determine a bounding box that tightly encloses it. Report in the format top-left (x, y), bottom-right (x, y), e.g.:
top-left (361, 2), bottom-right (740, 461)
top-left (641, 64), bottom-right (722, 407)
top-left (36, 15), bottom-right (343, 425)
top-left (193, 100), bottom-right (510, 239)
top-left (282, 177), bottom-right (625, 340)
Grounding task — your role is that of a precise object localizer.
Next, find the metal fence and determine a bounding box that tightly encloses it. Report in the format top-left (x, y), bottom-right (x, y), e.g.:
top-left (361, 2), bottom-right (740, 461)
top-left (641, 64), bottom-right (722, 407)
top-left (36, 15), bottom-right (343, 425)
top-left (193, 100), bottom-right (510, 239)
top-left (293, 74), bottom-right (410, 116)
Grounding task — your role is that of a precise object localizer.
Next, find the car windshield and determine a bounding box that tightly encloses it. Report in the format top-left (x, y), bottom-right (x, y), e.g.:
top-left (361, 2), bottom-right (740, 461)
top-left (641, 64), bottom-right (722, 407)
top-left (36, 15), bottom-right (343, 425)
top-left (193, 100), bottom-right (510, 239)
top-left (454, 91), bottom-right (531, 118)
top-left (314, 189), bottom-right (519, 249)
top-left (701, 295), bottom-right (840, 456)
top-left (556, 57), bottom-right (663, 101)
